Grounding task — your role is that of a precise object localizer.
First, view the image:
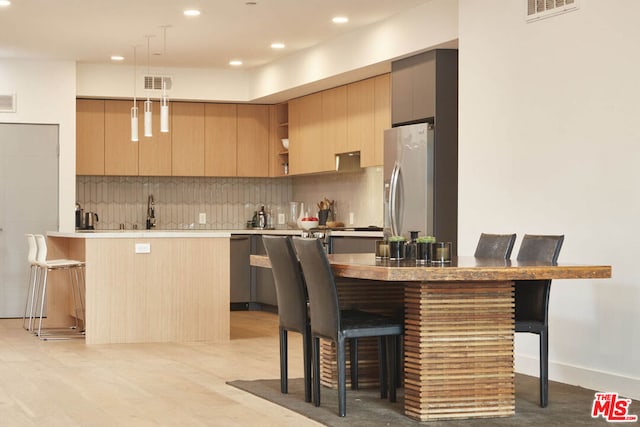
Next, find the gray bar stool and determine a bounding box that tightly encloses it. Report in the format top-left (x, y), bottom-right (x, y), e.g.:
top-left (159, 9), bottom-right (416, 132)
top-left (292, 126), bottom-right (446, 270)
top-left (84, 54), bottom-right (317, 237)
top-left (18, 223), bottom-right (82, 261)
top-left (33, 234), bottom-right (86, 340)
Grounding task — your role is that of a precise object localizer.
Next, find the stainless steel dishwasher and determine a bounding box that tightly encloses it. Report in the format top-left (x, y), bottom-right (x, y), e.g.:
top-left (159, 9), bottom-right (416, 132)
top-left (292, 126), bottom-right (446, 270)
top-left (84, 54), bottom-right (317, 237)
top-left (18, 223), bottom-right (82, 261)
top-left (230, 235), bottom-right (251, 310)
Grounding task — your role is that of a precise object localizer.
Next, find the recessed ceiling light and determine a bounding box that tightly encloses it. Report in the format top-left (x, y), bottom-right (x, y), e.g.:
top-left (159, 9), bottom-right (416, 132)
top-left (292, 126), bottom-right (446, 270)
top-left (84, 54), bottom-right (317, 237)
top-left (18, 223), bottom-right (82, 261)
top-left (184, 9), bottom-right (201, 17)
top-left (0, 1), bottom-right (11, 7)
top-left (110, 55), bottom-right (125, 61)
top-left (271, 43), bottom-right (285, 49)
top-left (229, 60), bottom-right (243, 66)
top-left (332, 16), bottom-right (349, 24)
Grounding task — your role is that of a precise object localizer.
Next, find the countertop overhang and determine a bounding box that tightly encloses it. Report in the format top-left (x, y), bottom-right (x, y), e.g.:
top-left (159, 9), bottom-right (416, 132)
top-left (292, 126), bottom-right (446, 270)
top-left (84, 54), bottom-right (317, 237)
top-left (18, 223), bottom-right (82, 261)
top-left (48, 229), bottom-right (383, 239)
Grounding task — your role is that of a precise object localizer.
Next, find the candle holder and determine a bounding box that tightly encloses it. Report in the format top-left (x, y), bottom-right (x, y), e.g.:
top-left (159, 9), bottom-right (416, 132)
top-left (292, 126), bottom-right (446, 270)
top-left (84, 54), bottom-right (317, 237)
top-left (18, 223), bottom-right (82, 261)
top-left (375, 240), bottom-right (389, 259)
top-left (388, 240), bottom-right (405, 260)
top-left (416, 242), bottom-right (431, 264)
top-left (430, 242), bottom-right (452, 264)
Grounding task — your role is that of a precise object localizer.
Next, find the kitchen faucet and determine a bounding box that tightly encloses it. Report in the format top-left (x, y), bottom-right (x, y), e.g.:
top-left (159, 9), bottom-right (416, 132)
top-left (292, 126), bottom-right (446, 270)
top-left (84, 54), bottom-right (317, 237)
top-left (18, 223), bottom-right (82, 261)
top-left (146, 194), bottom-right (156, 230)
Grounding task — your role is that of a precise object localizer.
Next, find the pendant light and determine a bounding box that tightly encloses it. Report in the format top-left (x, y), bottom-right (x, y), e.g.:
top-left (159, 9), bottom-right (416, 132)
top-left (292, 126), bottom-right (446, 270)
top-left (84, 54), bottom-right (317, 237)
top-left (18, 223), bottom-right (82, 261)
top-left (144, 35), bottom-right (153, 138)
top-left (160, 26), bottom-right (170, 133)
top-left (131, 46), bottom-right (139, 142)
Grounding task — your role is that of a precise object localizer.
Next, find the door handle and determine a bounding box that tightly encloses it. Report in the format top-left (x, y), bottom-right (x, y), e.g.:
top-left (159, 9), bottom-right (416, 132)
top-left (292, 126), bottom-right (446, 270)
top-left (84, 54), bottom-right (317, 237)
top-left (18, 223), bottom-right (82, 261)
top-left (389, 162), bottom-right (400, 237)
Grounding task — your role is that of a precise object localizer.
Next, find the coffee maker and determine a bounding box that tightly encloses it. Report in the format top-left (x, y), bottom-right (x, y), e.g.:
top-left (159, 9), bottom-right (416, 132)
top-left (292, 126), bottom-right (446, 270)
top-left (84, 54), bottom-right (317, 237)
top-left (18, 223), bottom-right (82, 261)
top-left (75, 202), bottom-right (99, 230)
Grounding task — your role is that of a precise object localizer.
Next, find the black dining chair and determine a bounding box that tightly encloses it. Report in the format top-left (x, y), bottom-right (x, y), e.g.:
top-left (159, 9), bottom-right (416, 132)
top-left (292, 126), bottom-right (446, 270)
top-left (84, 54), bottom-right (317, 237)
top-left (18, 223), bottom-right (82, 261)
top-left (474, 233), bottom-right (517, 259)
top-left (292, 237), bottom-right (402, 417)
top-left (515, 234), bottom-right (564, 408)
top-left (262, 235), bottom-right (312, 403)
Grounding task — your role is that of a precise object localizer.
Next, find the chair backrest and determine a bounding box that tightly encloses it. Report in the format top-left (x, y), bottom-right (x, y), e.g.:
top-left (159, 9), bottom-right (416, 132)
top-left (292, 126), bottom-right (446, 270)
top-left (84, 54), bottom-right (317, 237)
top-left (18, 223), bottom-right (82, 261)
top-left (34, 234), bottom-right (48, 263)
top-left (262, 236), bottom-right (308, 332)
top-left (515, 234), bottom-right (564, 324)
top-left (474, 233), bottom-right (516, 259)
top-left (292, 237), bottom-right (340, 341)
top-left (26, 234), bottom-right (38, 264)
top-left (516, 234), bottom-right (564, 263)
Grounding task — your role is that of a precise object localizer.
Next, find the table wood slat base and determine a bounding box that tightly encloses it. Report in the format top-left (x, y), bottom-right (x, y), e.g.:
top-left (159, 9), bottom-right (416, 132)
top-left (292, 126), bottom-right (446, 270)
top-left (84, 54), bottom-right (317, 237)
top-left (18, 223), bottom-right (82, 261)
top-left (403, 281), bottom-right (515, 421)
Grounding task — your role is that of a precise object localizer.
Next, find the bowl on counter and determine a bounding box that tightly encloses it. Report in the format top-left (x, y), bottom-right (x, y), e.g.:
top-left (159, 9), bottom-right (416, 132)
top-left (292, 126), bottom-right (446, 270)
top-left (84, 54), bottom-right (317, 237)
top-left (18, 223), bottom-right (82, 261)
top-left (281, 138), bottom-right (289, 150)
top-left (299, 218), bottom-right (319, 230)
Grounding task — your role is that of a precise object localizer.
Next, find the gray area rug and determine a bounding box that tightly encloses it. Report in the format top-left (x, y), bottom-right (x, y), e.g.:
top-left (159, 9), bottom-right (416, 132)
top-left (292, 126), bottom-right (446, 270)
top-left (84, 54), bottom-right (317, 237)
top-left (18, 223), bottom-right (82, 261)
top-left (228, 374), bottom-right (637, 426)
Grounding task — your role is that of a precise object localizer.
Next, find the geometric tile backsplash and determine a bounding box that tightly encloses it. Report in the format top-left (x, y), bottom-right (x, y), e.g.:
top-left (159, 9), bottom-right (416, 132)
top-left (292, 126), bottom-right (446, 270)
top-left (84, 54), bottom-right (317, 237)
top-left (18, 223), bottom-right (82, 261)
top-left (76, 176), bottom-right (293, 230)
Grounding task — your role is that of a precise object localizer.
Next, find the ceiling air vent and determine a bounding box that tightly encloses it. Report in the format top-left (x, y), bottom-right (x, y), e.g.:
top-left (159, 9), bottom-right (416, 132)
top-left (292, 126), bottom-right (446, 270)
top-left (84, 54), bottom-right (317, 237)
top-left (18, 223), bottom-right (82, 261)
top-left (144, 75), bottom-right (172, 91)
top-left (526, 0), bottom-right (579, 22)
top-left (0, 93), bottom-right (16, 113)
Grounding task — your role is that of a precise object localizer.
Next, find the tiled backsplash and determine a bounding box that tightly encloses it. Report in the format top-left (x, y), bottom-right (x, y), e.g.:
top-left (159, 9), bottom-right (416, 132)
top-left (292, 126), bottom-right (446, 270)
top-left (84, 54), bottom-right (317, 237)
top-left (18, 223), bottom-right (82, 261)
top-left (292, 167), bottom-right (383, 227)
top-left (76, 176), bottom-right (293, 230)
top-left (76, 168), bottom-right (383, 230)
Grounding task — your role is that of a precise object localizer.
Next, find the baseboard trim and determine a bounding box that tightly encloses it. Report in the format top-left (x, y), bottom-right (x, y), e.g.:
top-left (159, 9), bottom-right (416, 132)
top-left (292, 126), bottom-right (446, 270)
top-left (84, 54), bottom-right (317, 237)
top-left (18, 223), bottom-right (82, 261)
top-left (515, 355), bottom-right (640, 400)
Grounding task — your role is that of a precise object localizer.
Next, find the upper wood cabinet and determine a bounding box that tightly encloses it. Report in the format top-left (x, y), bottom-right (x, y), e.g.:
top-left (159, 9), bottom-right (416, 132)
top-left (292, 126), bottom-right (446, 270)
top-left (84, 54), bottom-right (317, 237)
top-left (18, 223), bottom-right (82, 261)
top-left (205, 103), bottom-right (237, 177)
top-left (363, 73), bottom-right (390, 168)
top-left (77, 75), bottom-right (390, 178)
top-left (138, 100), bottom-right (172, 176)
top-left (289, 92), bottom-right (328, 175)
top-left (76, 99), bottom-right (105, 175)
top-left (268, 103), bottom-right (289, 177)
top-left (322, 86), bottom-right (346, 156)
top-left (105, 100), bottom-right (138, 176)
top-left (172, 102), bottom-right (205, 176)
top-left (287, 74), bottom-right (390, 174)
top-left (347, 78), bottom-right (375, 156)
top-left (237, 104), bottom-right (270, 177)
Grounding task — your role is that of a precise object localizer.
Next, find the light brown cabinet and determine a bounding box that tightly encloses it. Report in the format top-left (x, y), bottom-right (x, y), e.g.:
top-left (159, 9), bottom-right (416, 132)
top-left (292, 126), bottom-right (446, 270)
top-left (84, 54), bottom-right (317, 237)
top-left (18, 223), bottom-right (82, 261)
top-left (289, 92), bottom-right (328, 175)
top-left (237, 104), bottom-right (270, 177)
top-left (287, 74), bottom-right (390, 175)
top-left (172, 102), bottom-right (205, 176)
top-left (364, 73), bottom-right (390, 167)
top-left (322, 86), bottom-right (346, 156)
top-left (347, 78), bottom-right (374, 156)
top-left (138, 101), bottom-right (172, 176)
top-left (77, 74), bottom-right (389, 178)
top-left (76, 99), bottom-right (105, 175)
top-left (268, 103), bottom-right (289, 177)
top-left (105, 100), bottom-right (138, 176)
top-left (205, 103), bottom-right (237, 177)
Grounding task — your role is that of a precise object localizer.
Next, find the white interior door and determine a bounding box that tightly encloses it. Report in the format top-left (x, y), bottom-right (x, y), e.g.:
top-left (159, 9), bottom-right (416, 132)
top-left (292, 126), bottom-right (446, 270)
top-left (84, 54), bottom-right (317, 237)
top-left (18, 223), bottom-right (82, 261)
top-left (0, 124), bottom-right (59, 318)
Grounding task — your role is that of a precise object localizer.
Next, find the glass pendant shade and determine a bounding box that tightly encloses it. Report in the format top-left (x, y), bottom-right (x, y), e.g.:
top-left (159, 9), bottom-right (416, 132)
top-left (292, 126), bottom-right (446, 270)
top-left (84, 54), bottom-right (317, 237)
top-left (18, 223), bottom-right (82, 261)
top-left (144, 99), bottom-right (153, 137)
top-left (131, 106), bottom-right (139, 142)
top-left (160, 97), bottom-right (169, 133)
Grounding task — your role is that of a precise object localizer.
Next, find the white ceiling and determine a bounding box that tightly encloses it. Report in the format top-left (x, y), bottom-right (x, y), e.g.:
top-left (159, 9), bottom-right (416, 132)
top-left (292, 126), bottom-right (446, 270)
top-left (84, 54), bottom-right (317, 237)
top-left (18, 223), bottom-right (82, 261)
top-left (0, 0), bottom-right (432, 70)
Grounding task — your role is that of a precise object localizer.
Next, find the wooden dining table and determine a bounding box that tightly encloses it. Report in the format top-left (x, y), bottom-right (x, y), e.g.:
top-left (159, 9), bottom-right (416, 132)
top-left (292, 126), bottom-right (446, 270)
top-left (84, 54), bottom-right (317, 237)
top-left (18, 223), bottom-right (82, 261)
top-left (250, 253), bottom-right (611, 421)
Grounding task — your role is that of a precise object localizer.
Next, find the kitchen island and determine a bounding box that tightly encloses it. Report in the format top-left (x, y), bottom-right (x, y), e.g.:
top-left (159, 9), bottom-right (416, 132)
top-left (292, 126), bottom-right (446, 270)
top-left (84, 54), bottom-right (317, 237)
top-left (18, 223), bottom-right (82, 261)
top-left (46, 231), bottom-right (231, 345)
top-left (251, 253), bottom-right (611, 421)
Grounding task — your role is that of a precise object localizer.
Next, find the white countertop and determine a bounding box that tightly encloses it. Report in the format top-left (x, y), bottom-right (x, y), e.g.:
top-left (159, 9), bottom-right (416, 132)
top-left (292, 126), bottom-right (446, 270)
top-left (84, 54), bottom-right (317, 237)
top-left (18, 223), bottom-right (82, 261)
top-left (48, 230), bottom-right (232, 239)
top-left (48, 228), bottom-right (383, 239)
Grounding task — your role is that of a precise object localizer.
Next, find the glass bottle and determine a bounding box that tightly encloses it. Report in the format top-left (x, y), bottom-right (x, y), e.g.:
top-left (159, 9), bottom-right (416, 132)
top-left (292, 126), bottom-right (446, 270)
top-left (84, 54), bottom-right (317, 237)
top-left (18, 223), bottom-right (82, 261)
top-left (405, 231), bottom-right (419, 261)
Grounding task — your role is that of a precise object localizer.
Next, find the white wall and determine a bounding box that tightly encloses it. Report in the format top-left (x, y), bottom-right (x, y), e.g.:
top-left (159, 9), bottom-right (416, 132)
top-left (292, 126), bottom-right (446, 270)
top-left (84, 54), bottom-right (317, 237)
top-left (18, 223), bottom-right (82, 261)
top-left (75, 0), bottom-right (458, 103)
top-left (249, 0), bottom-right (459, 102)
top-left (458, 0), bottom-right (640, 398)
top-left (77, 63), bottom-right (251, 102)
top-left (0, 59), bottom-right (76, 232)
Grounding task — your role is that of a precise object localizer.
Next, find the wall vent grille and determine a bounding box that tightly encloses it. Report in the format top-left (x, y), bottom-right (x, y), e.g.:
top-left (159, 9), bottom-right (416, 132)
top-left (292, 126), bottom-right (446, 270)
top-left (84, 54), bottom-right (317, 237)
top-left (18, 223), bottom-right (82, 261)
top-left (144, 76), bottom-right (172, 91)
top-left (0, 93), bottom-right (16, 113)
top-left (526, 0), bottom-right (578, 22)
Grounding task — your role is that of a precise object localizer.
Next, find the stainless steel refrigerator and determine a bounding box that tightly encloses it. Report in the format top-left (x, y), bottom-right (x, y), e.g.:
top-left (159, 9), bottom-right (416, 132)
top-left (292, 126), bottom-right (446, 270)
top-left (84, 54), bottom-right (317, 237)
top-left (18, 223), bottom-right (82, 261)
top-left (384, 120), bottom-right (458, 252)
top-left (383, 122), bottom-right (434, 239)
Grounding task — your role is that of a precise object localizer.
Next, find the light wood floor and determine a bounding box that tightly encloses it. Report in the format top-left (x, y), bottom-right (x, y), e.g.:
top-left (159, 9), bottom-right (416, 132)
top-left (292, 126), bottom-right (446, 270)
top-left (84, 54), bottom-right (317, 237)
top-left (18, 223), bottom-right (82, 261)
top-left (0, 311), bottom-right (322, 426)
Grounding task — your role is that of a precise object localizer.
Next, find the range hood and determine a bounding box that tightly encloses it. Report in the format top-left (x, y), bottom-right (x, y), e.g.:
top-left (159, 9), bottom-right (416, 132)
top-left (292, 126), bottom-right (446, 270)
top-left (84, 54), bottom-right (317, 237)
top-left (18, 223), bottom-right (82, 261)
top-left (335, 151), bottom-right (361, 172)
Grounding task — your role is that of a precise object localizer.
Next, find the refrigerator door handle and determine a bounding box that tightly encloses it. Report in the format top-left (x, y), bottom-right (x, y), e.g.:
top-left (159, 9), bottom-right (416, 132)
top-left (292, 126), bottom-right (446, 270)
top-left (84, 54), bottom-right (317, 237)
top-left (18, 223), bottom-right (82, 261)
top-left (389, 161), bottom-right (400, 237)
